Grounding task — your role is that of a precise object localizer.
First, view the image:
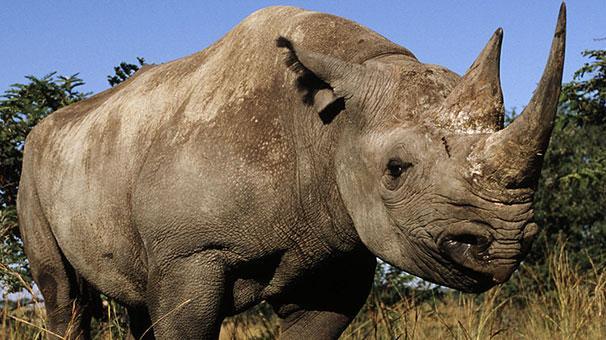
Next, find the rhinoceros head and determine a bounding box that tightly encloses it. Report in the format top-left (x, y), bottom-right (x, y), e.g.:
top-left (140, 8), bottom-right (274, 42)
top-left (278, 5), bottom-right (566, 292)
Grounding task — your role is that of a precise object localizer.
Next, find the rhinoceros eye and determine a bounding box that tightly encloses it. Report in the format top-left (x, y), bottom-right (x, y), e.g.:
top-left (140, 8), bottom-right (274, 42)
top-left (386, 158), bottom-right (412, 178)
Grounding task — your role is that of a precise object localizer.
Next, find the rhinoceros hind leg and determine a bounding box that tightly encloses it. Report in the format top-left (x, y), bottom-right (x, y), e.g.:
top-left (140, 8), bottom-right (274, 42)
top-left (19, 187), bottom-right (96, 339)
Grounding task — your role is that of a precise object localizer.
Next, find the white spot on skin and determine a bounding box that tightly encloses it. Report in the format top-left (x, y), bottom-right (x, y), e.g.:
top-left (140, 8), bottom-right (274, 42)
top-left (466, 149), bottom-right (484, 179)
top-left (449, 110), bottom-right (496, 134)
top-left (469, 161), bottom-right (483, 176)
top-left (292, 29), bottom-right (306, 42)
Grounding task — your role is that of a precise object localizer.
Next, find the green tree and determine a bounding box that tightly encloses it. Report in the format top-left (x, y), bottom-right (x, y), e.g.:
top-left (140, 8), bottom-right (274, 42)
top-left (511, 49), bottom-right (606, 292)
top-left (107, 57), bottom-right (146, 87)
top-left (559, 50), bottom-right (606, 125)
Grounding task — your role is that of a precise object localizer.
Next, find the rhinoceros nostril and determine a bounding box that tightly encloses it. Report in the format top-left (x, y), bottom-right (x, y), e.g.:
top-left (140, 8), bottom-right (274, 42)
top-left (438, 225), bottom-right (495, 271)
top-left (451, 233), bottom-right (491, 251)
top-left (442, 233), bottom-right (492, 263)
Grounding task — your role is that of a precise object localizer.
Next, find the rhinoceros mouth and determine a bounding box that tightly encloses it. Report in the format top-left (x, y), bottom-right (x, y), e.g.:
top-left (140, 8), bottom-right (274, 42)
top-left (438, 231), bottom-right (522, 288)
top-left (435, 222), bottom-right (522, 287)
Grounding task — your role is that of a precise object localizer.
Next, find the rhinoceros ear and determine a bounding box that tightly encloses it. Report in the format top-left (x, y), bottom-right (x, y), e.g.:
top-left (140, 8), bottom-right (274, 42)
top-left (277, 36), bottom-right (359, 123)
top-left (311, 88), bottom-right (345, 123)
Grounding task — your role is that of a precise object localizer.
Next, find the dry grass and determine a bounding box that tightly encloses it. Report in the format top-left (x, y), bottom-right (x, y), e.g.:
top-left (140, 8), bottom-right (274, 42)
top-left (2, 242), bottom-right (604, 339)
top-left (340, 242), bottom-right (605, 340)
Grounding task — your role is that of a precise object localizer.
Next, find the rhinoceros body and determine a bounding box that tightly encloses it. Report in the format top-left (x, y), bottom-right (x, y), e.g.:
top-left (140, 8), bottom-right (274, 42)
top-left (18, 5), bottom-right (566, 339)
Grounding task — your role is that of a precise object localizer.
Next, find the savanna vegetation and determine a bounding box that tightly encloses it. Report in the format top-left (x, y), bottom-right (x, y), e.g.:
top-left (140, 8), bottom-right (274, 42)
top-left (1, 50), bottom-right (604, 339)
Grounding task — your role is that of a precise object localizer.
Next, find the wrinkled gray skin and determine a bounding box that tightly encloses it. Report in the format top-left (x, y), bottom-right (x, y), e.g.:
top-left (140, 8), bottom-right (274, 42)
top-left (17, 5), bottom-right (566, 339)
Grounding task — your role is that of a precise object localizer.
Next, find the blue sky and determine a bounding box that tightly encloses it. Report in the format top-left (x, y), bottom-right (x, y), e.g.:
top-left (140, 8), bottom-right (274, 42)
top-left (1, 1), bottom-right (604, 111)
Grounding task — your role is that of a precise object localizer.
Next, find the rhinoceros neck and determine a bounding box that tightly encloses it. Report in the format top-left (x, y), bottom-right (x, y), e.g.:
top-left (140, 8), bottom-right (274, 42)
top-left (281, 103), bottom-right (359, 253)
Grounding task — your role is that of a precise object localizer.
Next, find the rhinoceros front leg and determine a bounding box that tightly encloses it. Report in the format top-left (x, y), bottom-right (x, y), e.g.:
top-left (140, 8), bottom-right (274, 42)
top-left (271, 250), bottom-right (376, 340)
top-left (277, 308), bottom-right (356, 339)
top-left (145, 252), bottom-right (228, 339)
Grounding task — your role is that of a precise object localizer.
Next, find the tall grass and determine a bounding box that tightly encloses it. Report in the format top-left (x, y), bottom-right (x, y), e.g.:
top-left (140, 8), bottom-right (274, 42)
top-left (2, 241), bottom-right (604, 339)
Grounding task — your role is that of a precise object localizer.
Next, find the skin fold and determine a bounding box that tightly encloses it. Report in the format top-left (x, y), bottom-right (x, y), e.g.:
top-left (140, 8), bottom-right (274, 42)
top-left (17, 5), bottom-right (565, 339)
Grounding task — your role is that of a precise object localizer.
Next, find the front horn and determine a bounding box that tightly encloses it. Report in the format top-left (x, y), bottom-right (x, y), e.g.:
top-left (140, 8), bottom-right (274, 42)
top-left (473, 3), bottom-right (566, 188)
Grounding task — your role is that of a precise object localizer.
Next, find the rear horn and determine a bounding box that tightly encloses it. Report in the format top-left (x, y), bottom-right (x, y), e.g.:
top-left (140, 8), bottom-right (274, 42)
top-left (435, 28), bottom-right (505, 133)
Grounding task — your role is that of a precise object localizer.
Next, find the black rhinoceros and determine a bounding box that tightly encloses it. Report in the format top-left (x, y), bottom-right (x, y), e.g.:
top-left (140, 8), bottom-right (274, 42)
top-left (18, 4), bottom-right (566, 339)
